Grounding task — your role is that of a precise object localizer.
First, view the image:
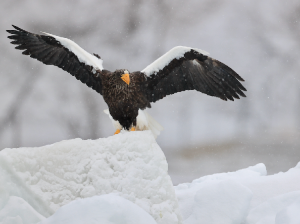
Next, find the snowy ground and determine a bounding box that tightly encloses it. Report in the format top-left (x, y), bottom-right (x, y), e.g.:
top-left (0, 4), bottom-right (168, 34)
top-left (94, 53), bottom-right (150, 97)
top-left (175, 163), bottom-right (300, 224)
top-left (1, 132), bottom-right (300, 224)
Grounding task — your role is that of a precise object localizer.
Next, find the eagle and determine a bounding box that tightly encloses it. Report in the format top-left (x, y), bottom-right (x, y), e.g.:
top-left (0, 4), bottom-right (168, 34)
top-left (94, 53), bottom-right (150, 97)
top-left (7, 25), bottom-right (246, 134)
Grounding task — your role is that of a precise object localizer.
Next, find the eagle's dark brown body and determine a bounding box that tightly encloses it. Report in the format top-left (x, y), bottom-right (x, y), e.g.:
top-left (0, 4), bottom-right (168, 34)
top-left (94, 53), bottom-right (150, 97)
top-left (101, 70), bottom-right (150, 129)
top-left (6, 25), bottom-right (247, 132)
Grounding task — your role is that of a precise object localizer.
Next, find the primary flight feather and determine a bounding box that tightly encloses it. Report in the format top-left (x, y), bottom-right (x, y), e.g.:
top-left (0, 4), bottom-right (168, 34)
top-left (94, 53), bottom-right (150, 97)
top-left (7, 25), bottom-right (246, 133)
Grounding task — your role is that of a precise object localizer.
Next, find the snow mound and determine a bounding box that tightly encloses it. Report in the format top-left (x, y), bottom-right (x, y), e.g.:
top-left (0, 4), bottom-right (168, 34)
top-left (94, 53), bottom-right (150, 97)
top-left (0, 196), bottom-right (45, 224)
top-left (175, 163), bottom-right (300, 224)
top-left (246, 191), bottom-right (300, 224)
top-left (0, 131), bottom-right (182, 224)
top-left (275, 197), bottom-right (300, 224)
top-left (40, 194), bottom-right (156, 224)
top-left (176, 180), bottom-right (252, 224)
top-left (2, 131), bottom-right (300, 224)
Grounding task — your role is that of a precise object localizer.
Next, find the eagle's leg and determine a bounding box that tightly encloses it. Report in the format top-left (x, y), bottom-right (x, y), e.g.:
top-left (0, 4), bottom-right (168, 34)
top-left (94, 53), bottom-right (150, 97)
top-left (114, 129), bottom-right (121, 135)
top-left (130, 119), bottom-right (137, 131)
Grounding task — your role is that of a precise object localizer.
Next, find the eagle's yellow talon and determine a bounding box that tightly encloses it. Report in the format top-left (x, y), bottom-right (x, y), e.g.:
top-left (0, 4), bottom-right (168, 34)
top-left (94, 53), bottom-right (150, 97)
top-left (131, 127), bottom-right (136, 131)
top-left (114, 129), bottom-right (121, 135)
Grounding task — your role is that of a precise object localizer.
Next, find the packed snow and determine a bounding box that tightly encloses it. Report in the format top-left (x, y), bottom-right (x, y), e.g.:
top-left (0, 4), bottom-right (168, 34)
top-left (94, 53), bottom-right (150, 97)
top-left (176, 180), bottom-right (252, 224)
top-left (175, 162), bottom-right (300, 224)
top-left (0, 131), bottom-right (182, 224)
top-left (141, 46), bottom-right (209, 76)
top-left (0, 196), bottom-right (45, 224)
top-left (103, 109), bottom-right (163, 138)
top-left (40, 194), bottom-right (156, 224)
top-left (41, 32), bottom-right (103, 72)
top-left (1, 132), bottom-right (300, 224)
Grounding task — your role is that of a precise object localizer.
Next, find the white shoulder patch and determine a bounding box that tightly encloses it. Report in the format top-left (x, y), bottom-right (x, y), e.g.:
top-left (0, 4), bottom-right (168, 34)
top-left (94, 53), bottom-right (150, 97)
top-left (41, 32), bottom-right (103, 72)
top-left (141, 46), bottom-right (209, 77)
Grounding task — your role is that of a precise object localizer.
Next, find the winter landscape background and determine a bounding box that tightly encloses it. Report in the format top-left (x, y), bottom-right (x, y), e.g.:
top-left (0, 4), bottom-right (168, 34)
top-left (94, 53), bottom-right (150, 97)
top-left (0, 0), bottom-right (300, 184)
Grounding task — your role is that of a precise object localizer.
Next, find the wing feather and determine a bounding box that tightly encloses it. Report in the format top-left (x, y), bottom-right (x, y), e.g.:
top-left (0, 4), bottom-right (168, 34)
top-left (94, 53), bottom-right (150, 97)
top-left (143, 47), bottom-right (246, 102)
top-left (7, 25), bottom-right (104, 95)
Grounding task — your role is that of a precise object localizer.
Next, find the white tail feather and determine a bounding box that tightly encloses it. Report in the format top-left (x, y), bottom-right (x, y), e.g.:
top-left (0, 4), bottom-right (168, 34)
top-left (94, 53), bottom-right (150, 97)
top-left (103, 109), bottom-right (163, 138)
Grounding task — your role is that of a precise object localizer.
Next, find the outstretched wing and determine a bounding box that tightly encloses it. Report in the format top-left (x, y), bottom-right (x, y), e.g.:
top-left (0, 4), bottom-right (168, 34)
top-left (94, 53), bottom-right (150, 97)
top-left (7, 25), bottom-right (105, 94)
top-left (143, 46), bottom-right (246, 102)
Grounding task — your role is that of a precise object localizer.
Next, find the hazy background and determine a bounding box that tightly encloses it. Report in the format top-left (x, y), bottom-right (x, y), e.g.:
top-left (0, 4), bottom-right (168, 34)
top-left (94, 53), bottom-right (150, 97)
top-left (0, 0), bottom-right (299, 184)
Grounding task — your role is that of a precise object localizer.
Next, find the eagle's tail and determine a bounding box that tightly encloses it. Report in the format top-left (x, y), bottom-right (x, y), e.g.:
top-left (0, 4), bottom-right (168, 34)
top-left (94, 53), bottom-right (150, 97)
top-left (103, 109), bottom-right (163, 139)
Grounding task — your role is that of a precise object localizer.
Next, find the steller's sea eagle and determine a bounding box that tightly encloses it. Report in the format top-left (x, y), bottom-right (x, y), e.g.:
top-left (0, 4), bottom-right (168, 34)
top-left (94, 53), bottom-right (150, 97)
top-left (7, 25), bottom-right (246, 134)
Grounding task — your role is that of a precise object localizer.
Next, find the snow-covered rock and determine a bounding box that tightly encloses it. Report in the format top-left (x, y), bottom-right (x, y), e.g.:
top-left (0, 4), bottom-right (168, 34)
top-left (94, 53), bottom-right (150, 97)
top-left (40, 194), bottom-right (156, 224)
top-left (0, 131), bottom-right (182, 224)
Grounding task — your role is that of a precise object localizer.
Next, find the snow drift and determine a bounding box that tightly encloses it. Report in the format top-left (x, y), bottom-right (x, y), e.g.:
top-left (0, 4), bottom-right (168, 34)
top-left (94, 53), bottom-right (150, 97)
top-left (175, 162), bottom-right (300, 224)
top-left (1, 131), bottom-right (300, 224)
top-left (40, 194), bottom-right (157, 224)
top-left (0, 131), bottom-right (182, 224)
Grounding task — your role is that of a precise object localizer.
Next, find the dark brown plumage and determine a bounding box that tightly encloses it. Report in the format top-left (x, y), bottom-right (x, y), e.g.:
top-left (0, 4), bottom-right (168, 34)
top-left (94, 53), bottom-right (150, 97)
top-left (7, 25), bottom-right (247, 131)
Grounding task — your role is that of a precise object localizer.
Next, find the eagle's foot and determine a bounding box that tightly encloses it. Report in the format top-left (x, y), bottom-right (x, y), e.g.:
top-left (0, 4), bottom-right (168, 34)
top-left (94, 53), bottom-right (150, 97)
top-left (114, 129), bottom-right (121, 135)
top-left (131, 127), bottom-right (136, 131)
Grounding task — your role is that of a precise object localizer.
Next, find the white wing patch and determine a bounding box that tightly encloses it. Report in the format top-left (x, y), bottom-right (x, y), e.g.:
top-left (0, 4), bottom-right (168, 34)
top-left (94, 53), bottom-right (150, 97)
top-left (41, 32), bottom-right (103, 72)
top-left (141, 46), bottom-right (209, 77)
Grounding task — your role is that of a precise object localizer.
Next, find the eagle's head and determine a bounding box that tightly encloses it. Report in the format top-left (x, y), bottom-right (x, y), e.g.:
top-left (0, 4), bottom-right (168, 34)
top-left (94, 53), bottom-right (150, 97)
top-left (115, 69), bottom-right (130, 85)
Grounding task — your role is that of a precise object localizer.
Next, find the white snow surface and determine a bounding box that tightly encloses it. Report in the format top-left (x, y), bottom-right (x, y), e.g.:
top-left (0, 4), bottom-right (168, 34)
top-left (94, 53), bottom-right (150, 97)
top-left (176, 179), bottom-right (252, 224)
top-left (1, 133), bottom-right (300, 224)
top-left (175, 162), bottom-right (300, 224)
top-left (0, 196), bottom-right (45, 224)
top-left (104, 109), bottom-right (164, 138)
top-left (40, 194), bottom-right (156, 224)
top-left (247, 191), bottom-right (300, 224)
top-left (41, 32), bottom-right (103, 72)
top-left (141, 46), bottom-right (209, 76)
top-left (275, 197), bottom-right (300, 224)
top-left (0, 131), bottom-right (182, 224)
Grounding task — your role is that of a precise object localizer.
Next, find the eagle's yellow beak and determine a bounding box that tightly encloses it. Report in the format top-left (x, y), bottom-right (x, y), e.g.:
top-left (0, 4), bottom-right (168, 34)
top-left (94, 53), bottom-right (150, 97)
top-left (121, 73), bottom-right (130, 85)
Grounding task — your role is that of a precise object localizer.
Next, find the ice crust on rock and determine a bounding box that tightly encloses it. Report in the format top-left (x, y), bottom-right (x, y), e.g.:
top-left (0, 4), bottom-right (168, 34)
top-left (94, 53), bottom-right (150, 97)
top-left (40, 194), bottom-right (157, 224)
top-left (0, 131), bottom-right (182, 224)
